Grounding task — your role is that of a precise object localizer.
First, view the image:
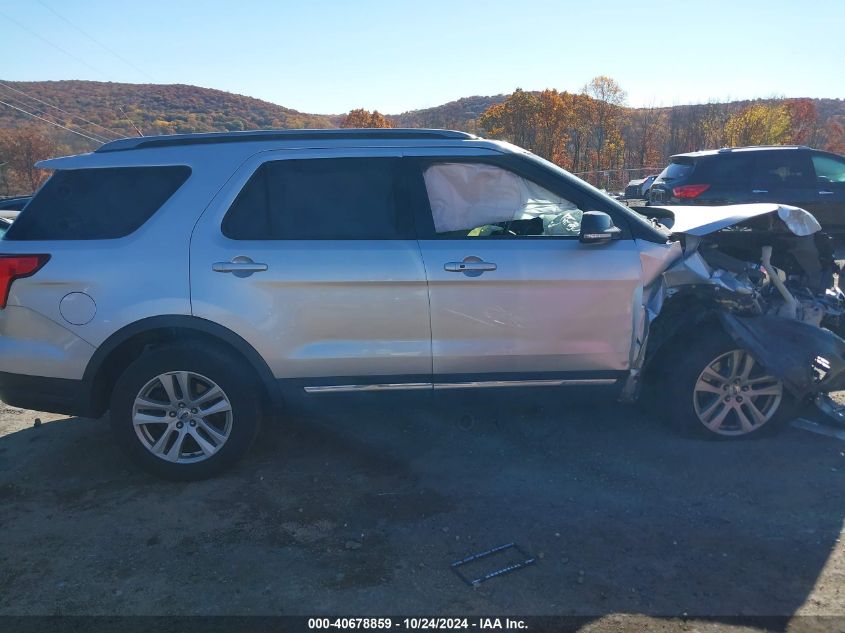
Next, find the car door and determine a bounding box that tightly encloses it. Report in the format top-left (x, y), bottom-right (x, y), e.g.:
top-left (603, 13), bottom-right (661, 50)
top-left (807, 152), bottom-right (845, 238)
top-left (749, 150), bottom-right (816, 210)
top-left (406, 152), bottom-right (644, 385)
top-left (190, 149), bottom-right (432, 391)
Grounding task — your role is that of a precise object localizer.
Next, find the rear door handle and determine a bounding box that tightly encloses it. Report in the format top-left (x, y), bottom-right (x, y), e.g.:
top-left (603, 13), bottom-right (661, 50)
top-left (212, 256), bottom-right (268, 277)
top-left (752, 189), bottom-right (768, 194)
top-left (820, 190), bottom-right (835, 195)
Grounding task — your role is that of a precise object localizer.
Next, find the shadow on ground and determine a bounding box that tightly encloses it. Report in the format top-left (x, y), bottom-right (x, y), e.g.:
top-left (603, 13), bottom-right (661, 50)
top-left (1, 391), bottom-right (844, 623)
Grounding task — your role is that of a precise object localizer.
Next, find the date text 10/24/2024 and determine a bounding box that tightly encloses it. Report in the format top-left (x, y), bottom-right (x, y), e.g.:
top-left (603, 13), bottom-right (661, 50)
top-left (307, 618), bottom-right (528, 630)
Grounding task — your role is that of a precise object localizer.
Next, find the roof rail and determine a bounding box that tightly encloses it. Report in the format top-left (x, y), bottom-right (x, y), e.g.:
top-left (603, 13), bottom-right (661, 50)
top-left (718, 145), bottom-right (810, 152)
top-left (95, 128), bottom-right (478, 153)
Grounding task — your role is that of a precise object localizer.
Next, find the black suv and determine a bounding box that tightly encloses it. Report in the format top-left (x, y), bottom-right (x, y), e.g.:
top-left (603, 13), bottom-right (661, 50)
top-left (0, 196), bottom-right (31, 212)
top-left (648, 146), bottom-right (845, 236)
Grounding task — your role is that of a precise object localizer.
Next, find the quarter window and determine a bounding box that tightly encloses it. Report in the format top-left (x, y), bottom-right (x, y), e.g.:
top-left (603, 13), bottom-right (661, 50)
top-left (422, 162), bottom-right (584, 238)
top-left (5, 166), bottom-right (190, 240)
top-left (698, 155), bottom-right (754, 184)
top-left (222, 158), bottom-right (404, 240)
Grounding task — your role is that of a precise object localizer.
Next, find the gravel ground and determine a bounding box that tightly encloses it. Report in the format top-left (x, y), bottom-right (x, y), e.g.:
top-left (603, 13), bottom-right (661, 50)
top-left (2, 391), bottom-right (845, 631)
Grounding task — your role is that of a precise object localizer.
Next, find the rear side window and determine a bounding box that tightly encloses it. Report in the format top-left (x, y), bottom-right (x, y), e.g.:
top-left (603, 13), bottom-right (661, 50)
top-left (5, 166), bottom-right (190, 240)
top-left (657, 159), bottom-right (694, 181)
top-left (752, 151), bottom-right (812, 185)
top-left (696, 155), bottom-right (754, 184)
top-left (222, 158), bottom-right (405, 240)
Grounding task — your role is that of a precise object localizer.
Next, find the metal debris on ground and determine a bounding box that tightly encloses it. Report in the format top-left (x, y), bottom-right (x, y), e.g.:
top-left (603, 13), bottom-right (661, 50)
top-left (451, 542), bottom-right (535, 586)
top-left (792, 418), bottom-right (845, 441)
top-left (815, 393), bottom-right (845, 426)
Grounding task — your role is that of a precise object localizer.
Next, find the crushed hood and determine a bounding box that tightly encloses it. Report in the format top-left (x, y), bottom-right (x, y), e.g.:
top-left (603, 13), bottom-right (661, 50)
top-left (650, 203), bottom-right (822, 237)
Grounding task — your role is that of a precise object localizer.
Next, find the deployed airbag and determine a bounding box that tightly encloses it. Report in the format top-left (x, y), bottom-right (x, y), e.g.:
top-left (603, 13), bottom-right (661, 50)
top-left (777, 205), bottom-right (822, 236)
top-left (423, 163), bottom-right (579, 233)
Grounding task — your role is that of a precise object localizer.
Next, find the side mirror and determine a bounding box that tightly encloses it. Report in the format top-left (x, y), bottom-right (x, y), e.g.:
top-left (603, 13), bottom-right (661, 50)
top-left (579, 211), bottom-right (622, 245)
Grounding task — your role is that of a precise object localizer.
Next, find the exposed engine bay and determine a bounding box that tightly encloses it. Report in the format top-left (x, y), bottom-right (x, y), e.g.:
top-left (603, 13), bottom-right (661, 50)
top-left (629, 203), bottom-right (845, 403)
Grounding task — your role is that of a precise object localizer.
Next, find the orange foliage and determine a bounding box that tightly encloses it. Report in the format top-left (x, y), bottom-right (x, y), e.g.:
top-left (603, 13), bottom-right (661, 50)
top-left (0, 127), bottom-right (57, 195)
top-left (479, 79), bottom-right (629, 186)
top-left (340, 109), bottom-right (393, 128)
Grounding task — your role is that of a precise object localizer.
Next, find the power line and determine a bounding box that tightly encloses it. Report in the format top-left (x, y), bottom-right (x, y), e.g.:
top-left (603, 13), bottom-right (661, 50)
top-left (0, 89), bottom-right (113, 143)
top-left (0, 82), bottom-right (122, 140)
top-left (118, 106), bottom-right (144, 137)
top-left (35, 0), bottom-right (156, 83)
top-left (0, 81), bottom-right (122, 138)
top-left (0, 8), bottom-right (115, 81)
top-left (0, 100), bottom-right (105, 145)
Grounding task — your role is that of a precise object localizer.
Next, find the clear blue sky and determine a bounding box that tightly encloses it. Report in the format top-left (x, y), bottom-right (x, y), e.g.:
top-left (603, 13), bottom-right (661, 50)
top-left (0, 0), bottom-right (842, 114)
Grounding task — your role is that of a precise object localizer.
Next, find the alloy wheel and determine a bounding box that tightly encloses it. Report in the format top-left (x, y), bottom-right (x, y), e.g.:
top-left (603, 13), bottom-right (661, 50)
top-left (132, 371), bottom-right (233, 463)
top-left (693, 349), bottom-right (783, 436)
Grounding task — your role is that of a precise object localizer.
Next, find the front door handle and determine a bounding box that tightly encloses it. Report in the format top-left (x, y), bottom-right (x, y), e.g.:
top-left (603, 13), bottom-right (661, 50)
top-left (212, 256), bottom-right (268, 277)
top-left (820, 190), bottom-right (835, 195)
top-left (752, 189), bottom-right (769, 194)
top-left (444, 256), bottom-right (497, 277)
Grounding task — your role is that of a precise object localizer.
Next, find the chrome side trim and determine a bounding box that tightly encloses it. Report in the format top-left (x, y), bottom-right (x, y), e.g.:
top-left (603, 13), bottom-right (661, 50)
top-left (303, 378), bottom-right (617, 393)
top-left (432, 379), bottom-right (617, 390)
top-left (304, 382), bottom-right (432, 393)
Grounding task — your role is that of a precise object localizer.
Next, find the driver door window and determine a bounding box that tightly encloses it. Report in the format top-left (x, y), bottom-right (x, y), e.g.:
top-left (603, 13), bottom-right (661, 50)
top-left (812, 154), bottom-right (845, 184)
top-left (422, 162), bottom-right (584, 238)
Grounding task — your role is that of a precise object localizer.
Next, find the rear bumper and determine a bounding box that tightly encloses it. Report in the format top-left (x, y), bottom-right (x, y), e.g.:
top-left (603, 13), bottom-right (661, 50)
top-left (0, 371), bottom-right (96, 417)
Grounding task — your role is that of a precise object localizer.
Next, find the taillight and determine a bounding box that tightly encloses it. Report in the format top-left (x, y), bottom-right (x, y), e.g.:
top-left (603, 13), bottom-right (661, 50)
top-left (672, 184), bottom-right (711, 199)
top-left (0, 255), bottom-right (50, 309)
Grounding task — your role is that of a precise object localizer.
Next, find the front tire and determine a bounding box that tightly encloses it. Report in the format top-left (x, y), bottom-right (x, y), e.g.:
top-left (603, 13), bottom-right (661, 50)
top-left (110, 344), bottom-right (261, 480)
top-left (660, 329), bottom-right (791, 438)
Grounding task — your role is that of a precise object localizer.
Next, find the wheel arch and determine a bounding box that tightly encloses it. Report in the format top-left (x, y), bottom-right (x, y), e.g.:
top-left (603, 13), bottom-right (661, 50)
top-left (640, 289), bottom-right (725, 384)
top-left (82, 315), bottom-right (282, 417)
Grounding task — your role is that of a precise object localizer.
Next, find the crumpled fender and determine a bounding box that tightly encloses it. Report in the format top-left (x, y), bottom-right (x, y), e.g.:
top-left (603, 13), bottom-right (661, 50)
top-left (719, 312), bottom-right (845, 398)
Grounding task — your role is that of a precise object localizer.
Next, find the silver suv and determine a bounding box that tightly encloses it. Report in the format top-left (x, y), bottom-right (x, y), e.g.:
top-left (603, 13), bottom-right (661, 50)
top-left (2, 129), bottom-right (845, 480)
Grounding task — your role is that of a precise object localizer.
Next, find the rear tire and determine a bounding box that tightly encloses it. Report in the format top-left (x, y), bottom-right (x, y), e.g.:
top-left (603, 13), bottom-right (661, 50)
top-left (659, 329), bottom-right (793, 439)
top-left (110, 344), bottom-right (261, 480)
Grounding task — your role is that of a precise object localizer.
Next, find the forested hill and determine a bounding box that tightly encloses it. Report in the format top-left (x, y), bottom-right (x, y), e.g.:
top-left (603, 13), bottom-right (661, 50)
top-left (2, 80), bottom-right (843, 147)
top-left (0, 80), bottom-right (337, 143)
top-left (1, 79), bottom-right (844, 197)
top-left (389, 95), bottom-right (508, 131)
top-left (391, 94), bottom-right (845, 136)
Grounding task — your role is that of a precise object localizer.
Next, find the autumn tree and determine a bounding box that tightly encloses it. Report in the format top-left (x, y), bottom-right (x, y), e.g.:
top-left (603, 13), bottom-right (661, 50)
top-left (0, 127), bottom-right (57, 195)
top-left (724, 103), bottom-right (791, 147)
top-left (786, 99), bottom-right (821, 145)
top-left (479, 88), bottom-right (540, 150)
top-left (825, 120), bottom-right (845, 155)
top-left (567, 94), bottom-right (595, 175)
top-left (340, 109), bottom-right (393, 128)
top-left (581, 76), bottom-right (627, 180)
top-left (480, 80), bottom-right (633, 187)
top-left (625, 104), bottom-right (664, 170)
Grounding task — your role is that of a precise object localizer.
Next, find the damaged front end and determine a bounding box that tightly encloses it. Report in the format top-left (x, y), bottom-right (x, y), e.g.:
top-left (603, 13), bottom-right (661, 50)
top-left (628, 203), bottom-right (845, 403)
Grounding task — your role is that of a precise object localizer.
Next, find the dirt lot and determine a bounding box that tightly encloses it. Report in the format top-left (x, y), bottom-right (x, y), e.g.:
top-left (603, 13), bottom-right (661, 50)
top-left (2, 390), bottom-right (845, 630)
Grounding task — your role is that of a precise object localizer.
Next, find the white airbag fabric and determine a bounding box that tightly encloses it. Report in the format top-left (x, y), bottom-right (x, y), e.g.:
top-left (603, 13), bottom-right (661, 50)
top-left (423, 163), bottom-right (577, 233)
top-left (777, 205), bottom-right (822, 236)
